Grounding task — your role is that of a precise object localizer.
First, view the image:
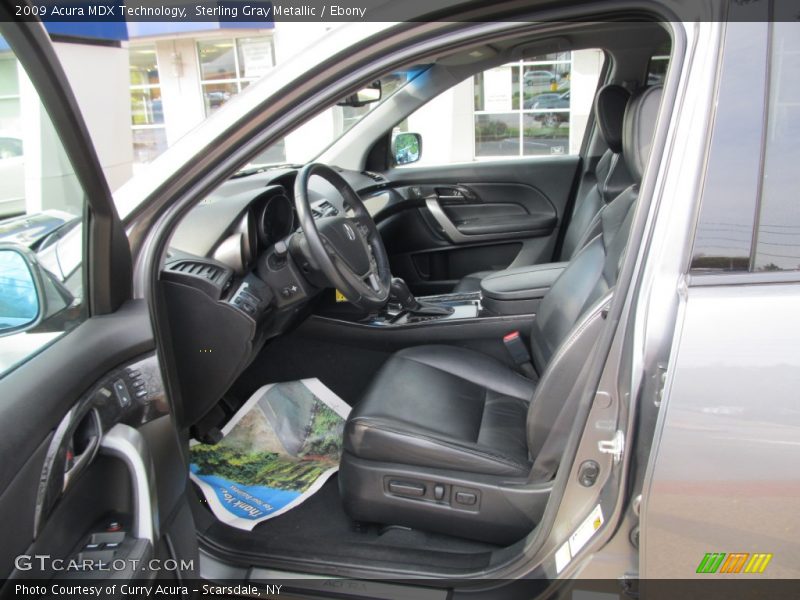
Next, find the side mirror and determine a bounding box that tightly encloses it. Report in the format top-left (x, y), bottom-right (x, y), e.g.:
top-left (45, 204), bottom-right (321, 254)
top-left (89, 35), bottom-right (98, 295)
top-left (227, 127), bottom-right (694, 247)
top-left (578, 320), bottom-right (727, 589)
top-left (391, 132), bottom-right (422, 166)
top-left (337, 81), bottom-right (382, 108)
top-left (0, 244), bottom-right (44, 335)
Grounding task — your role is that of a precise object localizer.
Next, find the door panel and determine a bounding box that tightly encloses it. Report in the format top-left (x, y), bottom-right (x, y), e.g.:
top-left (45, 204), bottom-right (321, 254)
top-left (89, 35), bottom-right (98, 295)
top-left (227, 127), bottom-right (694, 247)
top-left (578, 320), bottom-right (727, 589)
top-left (0, 13), bottom-right (197, 590)
top-left (0, 302), bottom-right (197, 584)
top-left (379, 156), bottom-right (579, 294)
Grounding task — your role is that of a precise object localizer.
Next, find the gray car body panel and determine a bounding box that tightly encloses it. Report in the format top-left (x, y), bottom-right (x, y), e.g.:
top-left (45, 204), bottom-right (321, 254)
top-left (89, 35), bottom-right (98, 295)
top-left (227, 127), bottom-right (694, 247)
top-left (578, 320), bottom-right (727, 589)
top-left (641, 19), bottom-right (800, 579)
top-left (642, 282), bottom-right (800, 578)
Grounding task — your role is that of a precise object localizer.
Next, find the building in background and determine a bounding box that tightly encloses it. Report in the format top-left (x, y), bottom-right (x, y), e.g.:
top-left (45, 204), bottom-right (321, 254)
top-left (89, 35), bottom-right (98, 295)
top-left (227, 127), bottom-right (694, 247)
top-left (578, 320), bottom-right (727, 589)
top-left (0, 20), bottom-right (604, 219)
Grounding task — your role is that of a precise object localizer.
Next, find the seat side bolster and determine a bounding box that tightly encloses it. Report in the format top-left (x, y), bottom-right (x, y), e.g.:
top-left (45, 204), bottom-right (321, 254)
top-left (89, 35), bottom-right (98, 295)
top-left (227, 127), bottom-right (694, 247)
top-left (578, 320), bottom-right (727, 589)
top-left (345, 417), bottom-right (531, 476)
top-left (526, 292), bottom-right (612, 462)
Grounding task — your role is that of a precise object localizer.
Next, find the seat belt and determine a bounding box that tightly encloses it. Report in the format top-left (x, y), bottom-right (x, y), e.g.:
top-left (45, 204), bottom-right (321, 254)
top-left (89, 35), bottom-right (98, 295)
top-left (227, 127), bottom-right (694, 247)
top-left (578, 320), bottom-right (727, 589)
top-left (503, 331), bottom-right (538, 379)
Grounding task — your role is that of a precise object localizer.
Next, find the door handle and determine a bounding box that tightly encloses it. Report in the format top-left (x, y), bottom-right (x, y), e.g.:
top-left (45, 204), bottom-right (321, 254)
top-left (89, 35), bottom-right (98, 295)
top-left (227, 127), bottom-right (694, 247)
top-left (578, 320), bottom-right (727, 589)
top-left (34, 404), bottom-right (103, 537)
top-left (434, 185), bottom-right (479, 204)
top-left (63, 410), bottom-right (101, 490)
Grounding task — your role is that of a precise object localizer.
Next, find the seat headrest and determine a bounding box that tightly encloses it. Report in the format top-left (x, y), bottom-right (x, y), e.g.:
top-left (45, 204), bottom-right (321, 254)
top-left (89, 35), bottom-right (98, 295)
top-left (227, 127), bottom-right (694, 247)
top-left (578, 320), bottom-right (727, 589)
top-left (594, 84), bottom-right (630, 154)
top-left (622, 85), bottom-right (662, 182)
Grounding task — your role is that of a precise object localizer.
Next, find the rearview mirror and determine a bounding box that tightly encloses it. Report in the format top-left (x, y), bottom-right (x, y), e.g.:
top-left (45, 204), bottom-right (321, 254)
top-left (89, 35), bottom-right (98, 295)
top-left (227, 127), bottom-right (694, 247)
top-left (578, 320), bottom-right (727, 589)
top-left (391, 132), bottom-right (422, 166)
top-left (0, 245), bottom-right (43, 335)
top-left (337, 81), bottom-right (382, 108)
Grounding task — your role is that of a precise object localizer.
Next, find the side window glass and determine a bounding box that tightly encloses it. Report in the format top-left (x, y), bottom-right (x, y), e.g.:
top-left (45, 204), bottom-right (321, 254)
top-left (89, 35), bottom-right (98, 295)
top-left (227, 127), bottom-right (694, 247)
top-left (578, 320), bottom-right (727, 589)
top-left (753, 22), bottom-right (800, 272)
top-left (690, 23), bottom-right (770, 272)
top-left (0, 39), bottom-right (87, 377)
top-left (400, 50), bottom-right (604, 166)
top-left (691, 21), bottom-right (800, 274)
top-left (646, 45), bottom-right (670, 86)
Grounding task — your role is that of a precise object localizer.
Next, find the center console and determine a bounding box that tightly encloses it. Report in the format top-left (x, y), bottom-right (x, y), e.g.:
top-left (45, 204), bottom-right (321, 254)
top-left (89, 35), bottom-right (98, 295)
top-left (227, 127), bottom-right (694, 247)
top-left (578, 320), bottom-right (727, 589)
top-left (479, 262), bottom-right (567, 315)
top-left (324, 262), bottom-right (567, 329)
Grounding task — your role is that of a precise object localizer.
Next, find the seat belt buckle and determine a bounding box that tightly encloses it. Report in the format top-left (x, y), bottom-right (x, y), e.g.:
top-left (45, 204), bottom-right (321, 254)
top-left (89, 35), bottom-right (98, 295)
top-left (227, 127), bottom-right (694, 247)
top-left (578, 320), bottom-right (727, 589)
top-left (503, 331), bottom-right (532, 367)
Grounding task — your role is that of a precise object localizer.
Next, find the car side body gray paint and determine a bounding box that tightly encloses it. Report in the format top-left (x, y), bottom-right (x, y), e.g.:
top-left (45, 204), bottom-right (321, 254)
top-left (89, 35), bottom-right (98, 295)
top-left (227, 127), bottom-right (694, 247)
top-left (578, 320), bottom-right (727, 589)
top-left (642, 283), bottom-right (800, 578)
top-left (639, 17), bottom-right (800, 579)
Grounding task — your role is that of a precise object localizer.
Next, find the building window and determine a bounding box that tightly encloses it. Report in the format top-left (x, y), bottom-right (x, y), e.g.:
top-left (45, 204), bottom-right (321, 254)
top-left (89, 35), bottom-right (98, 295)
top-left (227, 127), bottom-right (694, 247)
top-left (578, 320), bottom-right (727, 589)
top-left (129, 44), bottom-right (167, 166)
top-left (0, 52), bottom-right (21, 135)
top-left (198, 36), bottom-right (275, 115)
top-left (473, 51), bottom-right (602, 159)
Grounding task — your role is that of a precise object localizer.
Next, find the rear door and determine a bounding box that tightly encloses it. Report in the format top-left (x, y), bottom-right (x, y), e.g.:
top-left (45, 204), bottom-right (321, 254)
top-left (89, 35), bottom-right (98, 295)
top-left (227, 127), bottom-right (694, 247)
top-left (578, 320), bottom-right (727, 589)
top-left (0, 13), bottom-right (196, 592)
top-left (375, 51), bottom-right (603, 294)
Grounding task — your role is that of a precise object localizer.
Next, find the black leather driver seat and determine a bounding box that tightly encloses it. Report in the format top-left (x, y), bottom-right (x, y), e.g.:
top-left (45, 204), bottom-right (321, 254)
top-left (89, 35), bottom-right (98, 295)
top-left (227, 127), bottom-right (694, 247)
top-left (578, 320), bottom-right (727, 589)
top-left (339, 86), bottom-right (662, 545)
top-left (453, 84), bottom-right (634, 293)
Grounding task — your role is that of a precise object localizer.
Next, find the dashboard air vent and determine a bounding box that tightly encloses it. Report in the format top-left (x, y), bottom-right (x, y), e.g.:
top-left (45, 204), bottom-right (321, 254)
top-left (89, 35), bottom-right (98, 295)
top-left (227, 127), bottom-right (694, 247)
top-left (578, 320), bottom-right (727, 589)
top-left (311, 200), bottom-right (338, 218)
top-left (363, 170), bottom-right (385, 183)
top-left (170, 261), bottom-right (223, 281)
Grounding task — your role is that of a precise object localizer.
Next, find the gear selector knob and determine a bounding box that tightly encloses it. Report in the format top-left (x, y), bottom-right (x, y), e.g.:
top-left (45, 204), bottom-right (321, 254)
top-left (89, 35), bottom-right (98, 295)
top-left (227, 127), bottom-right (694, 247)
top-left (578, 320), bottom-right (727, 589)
top-left (389, 277), bottom-right (454, 317)
top-left (390, 277), bottom-right (417, 310)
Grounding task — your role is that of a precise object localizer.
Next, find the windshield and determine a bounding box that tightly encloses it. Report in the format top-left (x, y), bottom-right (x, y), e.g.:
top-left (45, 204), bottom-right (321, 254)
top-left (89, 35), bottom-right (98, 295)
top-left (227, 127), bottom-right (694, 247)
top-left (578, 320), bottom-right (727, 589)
top-left (242, 68), bottom-right (420, 170)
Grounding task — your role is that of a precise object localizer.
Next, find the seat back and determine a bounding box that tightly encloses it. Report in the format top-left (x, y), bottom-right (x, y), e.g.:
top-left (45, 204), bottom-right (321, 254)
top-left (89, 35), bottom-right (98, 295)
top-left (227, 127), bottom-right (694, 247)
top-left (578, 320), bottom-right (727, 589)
top-left (526, 85), bottom-right (663, 462)
top-left (559, 85), bottom-right (634, 260)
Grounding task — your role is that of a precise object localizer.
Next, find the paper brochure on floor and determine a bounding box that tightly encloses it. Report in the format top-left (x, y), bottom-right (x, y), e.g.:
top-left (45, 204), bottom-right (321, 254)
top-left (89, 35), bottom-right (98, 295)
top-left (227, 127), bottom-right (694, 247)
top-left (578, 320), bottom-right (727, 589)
top-left (189, 378), bottom-right (351, 531)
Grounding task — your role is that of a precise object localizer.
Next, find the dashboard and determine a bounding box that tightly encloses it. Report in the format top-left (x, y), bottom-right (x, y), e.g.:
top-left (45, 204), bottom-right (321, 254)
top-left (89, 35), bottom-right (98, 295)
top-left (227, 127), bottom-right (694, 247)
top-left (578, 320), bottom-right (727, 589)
top-left (157, 166), bottom-right (389, 424)
top-left (168, 168), bottom-right (371, 274)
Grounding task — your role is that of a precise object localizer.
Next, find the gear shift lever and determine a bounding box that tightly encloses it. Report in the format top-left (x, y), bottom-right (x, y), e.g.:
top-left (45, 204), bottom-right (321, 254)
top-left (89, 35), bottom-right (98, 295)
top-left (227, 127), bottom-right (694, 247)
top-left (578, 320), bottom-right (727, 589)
top-left (390, 278), bottom-right (454, 317)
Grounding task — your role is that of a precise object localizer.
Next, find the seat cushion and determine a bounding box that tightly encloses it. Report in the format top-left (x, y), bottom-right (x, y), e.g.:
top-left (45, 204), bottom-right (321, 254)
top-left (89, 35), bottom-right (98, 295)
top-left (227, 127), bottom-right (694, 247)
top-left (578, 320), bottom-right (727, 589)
top-left (343, 345), bottom-right (535, 477)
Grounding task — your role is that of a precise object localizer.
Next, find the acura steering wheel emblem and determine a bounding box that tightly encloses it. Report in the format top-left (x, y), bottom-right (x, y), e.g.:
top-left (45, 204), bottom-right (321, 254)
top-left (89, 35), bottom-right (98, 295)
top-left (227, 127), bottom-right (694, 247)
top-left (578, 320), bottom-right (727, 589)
top-left (343, 222), bottom-right (357, 241)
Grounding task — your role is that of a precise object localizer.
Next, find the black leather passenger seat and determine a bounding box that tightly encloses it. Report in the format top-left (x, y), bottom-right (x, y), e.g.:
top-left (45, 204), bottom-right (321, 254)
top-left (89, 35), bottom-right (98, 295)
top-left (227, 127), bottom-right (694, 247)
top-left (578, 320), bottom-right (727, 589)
top-left (339, 86), bottom-right (663, 545)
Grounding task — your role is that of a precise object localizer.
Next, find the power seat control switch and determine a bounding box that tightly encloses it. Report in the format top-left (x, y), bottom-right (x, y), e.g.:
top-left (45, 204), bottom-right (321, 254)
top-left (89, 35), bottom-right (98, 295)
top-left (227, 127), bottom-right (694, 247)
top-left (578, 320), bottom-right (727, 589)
top-left (455, 491), bottom-right (477, 506)
top-left (388, 481), bottom-right (425, 497)
top-left (433, 484), bottom-right (445, 501)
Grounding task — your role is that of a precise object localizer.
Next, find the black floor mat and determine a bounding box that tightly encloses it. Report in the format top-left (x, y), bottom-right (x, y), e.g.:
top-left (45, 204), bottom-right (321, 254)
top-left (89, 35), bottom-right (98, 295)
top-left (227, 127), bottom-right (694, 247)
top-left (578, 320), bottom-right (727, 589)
top-left (192, 474), bottom-right (499, 573)
top-left (229, 332), bottom-right (391, 408)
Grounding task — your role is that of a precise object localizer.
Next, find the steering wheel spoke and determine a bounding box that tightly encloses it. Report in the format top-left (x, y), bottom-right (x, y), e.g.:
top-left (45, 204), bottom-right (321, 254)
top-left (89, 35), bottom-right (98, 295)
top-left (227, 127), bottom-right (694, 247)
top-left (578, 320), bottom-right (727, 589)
top-left (366, 272), bottom-right (382, 293)
top-left (349, 215), bottom-right (374, 240)
top-left (294, 163), bottom-right (391, 311)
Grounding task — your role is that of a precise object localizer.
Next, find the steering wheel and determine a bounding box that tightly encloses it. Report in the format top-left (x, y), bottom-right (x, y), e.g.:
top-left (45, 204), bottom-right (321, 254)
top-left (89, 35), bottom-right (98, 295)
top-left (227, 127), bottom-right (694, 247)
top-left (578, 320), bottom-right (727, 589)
top-left (294, 163), bottom-right (391, 311)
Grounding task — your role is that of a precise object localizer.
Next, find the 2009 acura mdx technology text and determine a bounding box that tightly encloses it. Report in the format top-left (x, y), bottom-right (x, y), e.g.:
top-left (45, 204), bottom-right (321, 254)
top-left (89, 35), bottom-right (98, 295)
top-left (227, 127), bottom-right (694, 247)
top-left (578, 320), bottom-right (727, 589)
top-left (0, 0), bottom-right (798, 598)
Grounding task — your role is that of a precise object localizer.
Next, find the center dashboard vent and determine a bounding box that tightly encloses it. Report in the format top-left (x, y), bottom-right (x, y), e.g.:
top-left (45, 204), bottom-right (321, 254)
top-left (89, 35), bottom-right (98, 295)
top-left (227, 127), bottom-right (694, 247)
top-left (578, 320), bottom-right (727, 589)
top-left (169, 260), bottom-right (223, 281)
top-left (362, 170), bottom-right (386, 183)
top-left (310, 200), bottom-right (338, 218)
